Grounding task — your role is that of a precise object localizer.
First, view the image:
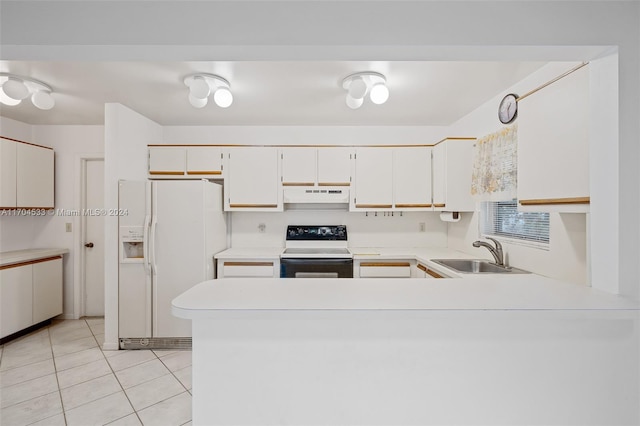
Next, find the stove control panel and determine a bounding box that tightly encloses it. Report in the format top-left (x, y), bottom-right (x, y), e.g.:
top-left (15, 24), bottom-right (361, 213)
top-left (286, 225), bottom-right (347, 241)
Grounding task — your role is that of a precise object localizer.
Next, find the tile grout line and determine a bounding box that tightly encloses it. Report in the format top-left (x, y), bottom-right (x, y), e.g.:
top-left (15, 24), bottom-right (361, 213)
top-left (58, 318), bottom-right (127, 425)
top-left (47, 322), bottom-right (68, 426)
top-left (157, 352), bottom-right (193, 394)
top-left (98, 327), bottom-right (149, 426)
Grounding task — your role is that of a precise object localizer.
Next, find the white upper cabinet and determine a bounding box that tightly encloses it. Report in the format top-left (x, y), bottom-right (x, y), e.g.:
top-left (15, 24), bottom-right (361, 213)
top-left (16, 142), bottom-right (54, 208)
top-left (432, 139), bottom-right (475, 212)
top-left (317, 148), bottom-right (352, 186)
top-left (281, 148), bottom-right (317, 186)
top-left (393, 147), bottom-right (432, 209)
top-left (225, 147), bottom-right (282, 211)
top-left (281, 147), bottom-right (353, 187)
top-left (432, 143), bottom-right (446, 208)
top-left (186, 147), bottom-right (224, 177)
top-left (352, 148), bottom-right (393, 210)
top-left (148, 147), bottom-right (186, 176)
top-left (517, 64), bottom-right (589, 212)
top-left (149, 146), bottom-right (224, 178)
top-left (0, 138), bottom-right (17, 208)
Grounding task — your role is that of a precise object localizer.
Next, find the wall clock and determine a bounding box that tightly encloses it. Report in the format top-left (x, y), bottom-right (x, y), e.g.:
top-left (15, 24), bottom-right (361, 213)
top-left (498, 93), bottom-right (518, 124)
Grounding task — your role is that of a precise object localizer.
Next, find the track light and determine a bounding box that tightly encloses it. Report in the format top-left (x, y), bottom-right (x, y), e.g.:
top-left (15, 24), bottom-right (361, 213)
top-left (341, 71), bottom-right (389, 109)
top-left (184, 73), bottom-right (233, 109)
top-left (0, 73), bottom-right (56, 110)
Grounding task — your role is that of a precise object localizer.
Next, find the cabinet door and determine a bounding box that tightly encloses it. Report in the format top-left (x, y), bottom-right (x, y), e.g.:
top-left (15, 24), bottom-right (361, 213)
top-left (186, 147), bottom-right (223, 177)
top-left (0, 264), bottom-right (33, 338)
top-left (432, 143), bottom-right (446, 209)
top-left (317, 148), bottom-right (352, 186)
top-left (393, 147), bottom-right (432, 209)
top-left (517, 65), bottom-right (589, 212)
top-left (281, 148), bottom-right (316, 186)
top-left (226, 147), bottom-right (281, 210)
top-left (220, 261), bottom-right (277, 278)
top-left (353, 148), bottom-right (393, 210)
top-left (16, 143), bottom-right (54, 208)
top-left (359, 262), bottom-right (412, 278)
top-left (32, 258), bottom-right (63, 324)
top-left (0, 139), bottom-right (17, 208)
top-left (149, 147), bottom-right (185, 176)
top-left (444, 140), bottom-right (475, 212)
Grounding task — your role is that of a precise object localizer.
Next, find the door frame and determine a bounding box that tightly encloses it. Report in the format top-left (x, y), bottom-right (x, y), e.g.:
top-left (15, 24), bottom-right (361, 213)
top-left (73, 154), bottom-right (104, 319)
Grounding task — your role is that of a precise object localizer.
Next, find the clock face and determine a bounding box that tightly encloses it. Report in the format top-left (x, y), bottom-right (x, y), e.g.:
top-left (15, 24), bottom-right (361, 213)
top-left (498, 93), bottom-right (518, 124)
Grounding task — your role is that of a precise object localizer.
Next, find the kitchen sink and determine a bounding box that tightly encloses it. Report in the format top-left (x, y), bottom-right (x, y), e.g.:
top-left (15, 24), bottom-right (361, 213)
top-left (431, 259), bottom-right (530, 274)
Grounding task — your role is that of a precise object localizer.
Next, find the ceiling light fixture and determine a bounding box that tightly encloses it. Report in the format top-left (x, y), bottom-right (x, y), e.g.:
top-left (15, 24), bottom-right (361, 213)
top-left (341, 71), bottom-right (389, 109)
top-left (184, 73), bottom-right (233, 109)
top-left (0, 73), bottom-right (56, 110)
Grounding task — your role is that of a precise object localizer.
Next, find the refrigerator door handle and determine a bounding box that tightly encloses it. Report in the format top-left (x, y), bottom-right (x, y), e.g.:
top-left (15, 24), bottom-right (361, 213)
top-left (143, 214), bottom-right (151, 274)
top-left (150, 216), bottom-right (158, 275)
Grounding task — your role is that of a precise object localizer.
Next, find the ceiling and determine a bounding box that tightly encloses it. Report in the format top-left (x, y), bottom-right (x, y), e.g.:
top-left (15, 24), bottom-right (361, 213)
top-left (0, 60), bottom-right (546, 126)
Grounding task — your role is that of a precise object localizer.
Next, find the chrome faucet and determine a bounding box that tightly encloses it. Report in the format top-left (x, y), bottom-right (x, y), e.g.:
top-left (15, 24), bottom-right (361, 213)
top-left (472, 237), bottom-right (504, 266)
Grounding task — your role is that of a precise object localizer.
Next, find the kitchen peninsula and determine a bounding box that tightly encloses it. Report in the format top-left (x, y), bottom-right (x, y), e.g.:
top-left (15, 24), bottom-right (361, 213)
top-left (173, 277), bottom-right (640, 426)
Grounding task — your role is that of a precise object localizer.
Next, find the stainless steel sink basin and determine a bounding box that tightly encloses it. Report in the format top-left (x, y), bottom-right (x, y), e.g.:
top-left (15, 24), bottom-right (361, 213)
top-left (431, 259), bottom-right (530, 274)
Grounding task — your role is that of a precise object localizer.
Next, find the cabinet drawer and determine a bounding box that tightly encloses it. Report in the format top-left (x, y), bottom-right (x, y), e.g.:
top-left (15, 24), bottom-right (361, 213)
top-left (360, 262), bottom-right (411, 278)
top-left (222, 261), bottom-right (275, 278)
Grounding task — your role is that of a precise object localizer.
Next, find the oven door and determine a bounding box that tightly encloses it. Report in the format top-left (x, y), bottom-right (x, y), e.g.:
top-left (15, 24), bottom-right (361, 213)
top-left (280, 258), bottom-right (354, 278)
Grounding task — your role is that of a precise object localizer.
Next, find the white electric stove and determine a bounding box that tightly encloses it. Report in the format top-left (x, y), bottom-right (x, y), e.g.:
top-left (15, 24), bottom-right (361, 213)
top-left (280, 225), bottom-right (353, 277)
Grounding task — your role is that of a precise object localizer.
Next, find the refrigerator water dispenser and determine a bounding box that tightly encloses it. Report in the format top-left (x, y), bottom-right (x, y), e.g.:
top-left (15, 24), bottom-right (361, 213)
top-left (120, 226), bottom-right (144, 263)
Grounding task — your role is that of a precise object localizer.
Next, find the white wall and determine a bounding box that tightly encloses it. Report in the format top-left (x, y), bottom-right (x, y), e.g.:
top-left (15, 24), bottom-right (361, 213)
top-left (103, 103), bottom-right (162, 350)
top-left (0, 118), bottom-right (105, 317)
top-left (31, 125), bottom-right (104, 318)
top-left (446, 62), bottom-right (590, 285)
top-left (0, 116), bottom-right (33, 142)
top-left (231, 211), bottom-right (447, 249)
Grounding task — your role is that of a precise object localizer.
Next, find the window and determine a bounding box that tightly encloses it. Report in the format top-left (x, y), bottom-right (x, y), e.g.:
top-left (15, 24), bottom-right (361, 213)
top-left (480, 200), bottom-right (550, 246)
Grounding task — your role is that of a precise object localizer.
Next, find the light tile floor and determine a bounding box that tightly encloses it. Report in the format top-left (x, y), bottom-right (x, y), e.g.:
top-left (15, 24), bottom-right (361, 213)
top-left (0, 319), bottom-right (192, 426)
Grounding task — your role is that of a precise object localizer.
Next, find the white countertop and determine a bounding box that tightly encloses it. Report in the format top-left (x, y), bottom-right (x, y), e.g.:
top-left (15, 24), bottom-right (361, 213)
top-left (0, 248), bottom-right (69, 267)
top-left (214, 247), bottom-right (284, 259)
top-left (173, 276), bottom-right (640, 319)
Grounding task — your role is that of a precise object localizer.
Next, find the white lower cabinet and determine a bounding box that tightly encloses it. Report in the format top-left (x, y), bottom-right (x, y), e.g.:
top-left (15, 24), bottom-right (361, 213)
top-left (416, 262), bottom-right (447, 279)
top-left (32, 258), bottom-right (63, 324)
top-left (0, 264), bottom-right (33, 338)
top-left (217, 259), bottom-right (280, 278)
top-left (0, 256), bottom-right (63, 339)
top-left (357, 261), bottom-right (413, 278)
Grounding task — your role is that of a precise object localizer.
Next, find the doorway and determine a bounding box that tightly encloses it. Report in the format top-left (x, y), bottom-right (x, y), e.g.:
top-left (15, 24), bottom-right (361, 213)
top-left (82, 158), bottom-right (105, 316)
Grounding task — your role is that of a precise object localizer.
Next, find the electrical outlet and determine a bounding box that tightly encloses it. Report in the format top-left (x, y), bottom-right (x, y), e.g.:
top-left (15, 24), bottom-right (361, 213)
top-left (258, 223), bottom-right (266, 233)
top-left (419, 222), bottom-right (425, 232)
top-left (65, 223), bottom-right (72, 232)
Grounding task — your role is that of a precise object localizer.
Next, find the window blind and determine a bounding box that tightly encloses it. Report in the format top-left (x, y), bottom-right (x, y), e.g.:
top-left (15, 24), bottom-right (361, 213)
top-left (480, 200), bottom-right (550, 244)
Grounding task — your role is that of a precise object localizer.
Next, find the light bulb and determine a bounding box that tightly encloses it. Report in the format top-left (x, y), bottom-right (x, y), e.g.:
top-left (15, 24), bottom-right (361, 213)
top-left (213, 87), bottom-right (233, 108)
top-left (370, 83), bottom-right (389, 105)
top-left (0, 87), bottom-right (21, 106)
top-left (31, 91), bottom-right (55, 110)
top-left (189, 77), bottom-right (210, 100)
top-left (346, 94), bottom-right (363, 109)
top-left (189, 93), bottom-right (208, 108)
top-left (3, 79), bottom-right (29, 101)
top-left (348, 77), bottom-right (367, 99)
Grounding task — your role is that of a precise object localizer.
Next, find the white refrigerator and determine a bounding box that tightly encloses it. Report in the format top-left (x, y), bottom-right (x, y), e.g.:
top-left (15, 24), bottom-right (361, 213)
top-left (118, 180), bottom-right (226, 348)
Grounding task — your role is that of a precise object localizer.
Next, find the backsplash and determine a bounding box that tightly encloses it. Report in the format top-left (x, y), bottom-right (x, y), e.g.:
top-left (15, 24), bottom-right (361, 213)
top-left (230, 210), bottom-right (448, 248)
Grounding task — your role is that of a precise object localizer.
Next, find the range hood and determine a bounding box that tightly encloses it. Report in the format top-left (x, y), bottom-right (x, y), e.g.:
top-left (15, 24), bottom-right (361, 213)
top-left (283, 187), bottom-right (350, 205)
